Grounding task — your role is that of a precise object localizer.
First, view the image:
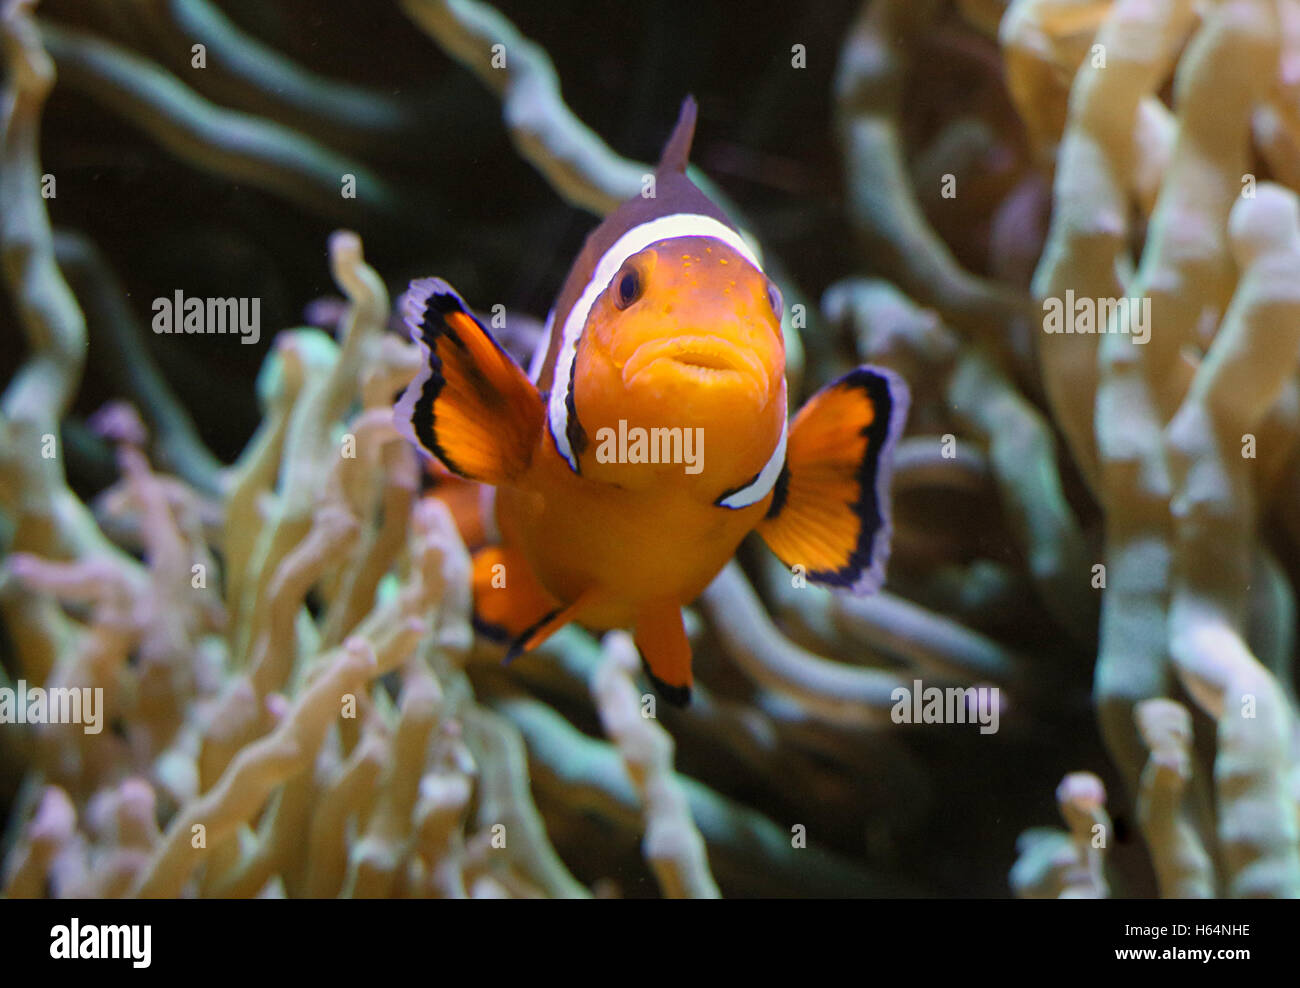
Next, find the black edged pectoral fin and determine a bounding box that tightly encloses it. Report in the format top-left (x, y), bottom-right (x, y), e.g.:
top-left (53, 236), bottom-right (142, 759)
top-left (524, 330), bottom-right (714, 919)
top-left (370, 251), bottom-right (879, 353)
top-left (756, 366), bottom-right (909, 594)
top-left (395, 278), bottom-right (544, 486)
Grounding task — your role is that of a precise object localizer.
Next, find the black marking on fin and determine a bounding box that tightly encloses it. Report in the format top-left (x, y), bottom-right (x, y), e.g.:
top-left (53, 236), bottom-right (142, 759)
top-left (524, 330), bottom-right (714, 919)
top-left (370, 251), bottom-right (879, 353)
top-left (503, 607), bottom-right (563, 665)
top-left (411, 373), bottom-right (442, 457)
top-left (399, 276), bottom-right (541, 483)
top-left (764, 463), bottom-right (792, 520)
top-left (402, 279), bottom-right (491, 478)
top-left (472, 614), bottom-right (511, 645)
top-left (810, 367), bottom-right (900, 589)
top-left (640, 655), bottom-right (691, 707)
top-left (409, 346), bottom-right (462, 476)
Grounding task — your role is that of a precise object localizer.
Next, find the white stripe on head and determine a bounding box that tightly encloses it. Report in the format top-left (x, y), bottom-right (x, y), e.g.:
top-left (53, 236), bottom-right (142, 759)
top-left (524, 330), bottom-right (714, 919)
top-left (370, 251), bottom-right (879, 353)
top-left (547, 213), bottom-right (764, 472)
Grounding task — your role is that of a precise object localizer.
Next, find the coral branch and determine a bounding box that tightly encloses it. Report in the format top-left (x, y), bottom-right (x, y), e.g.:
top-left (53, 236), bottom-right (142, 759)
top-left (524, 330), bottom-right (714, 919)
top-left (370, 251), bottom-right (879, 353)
top-left (1135, 699), bottom-right (1214, 897)
top-left (1164, 184), bottom-right (1300, 898)
top-left (592, 632), bottom-right (720, 898)
top-left (127, 0), bottom-right (428, 155)
top-left (835, 0), bottom-right (1035, 380)
top-left (702, 562), bottom-right (908, 728)
top-left (1034, 0), bottom-right (1195, 485)
top-left (131, 637), bottom-right (382, 898)
top-left (1010, 772), bottom-right (1111, 898)
top-left (37, 20), bottom-right (423, 227)
top-left (495, 695), bottom-right (916, 896)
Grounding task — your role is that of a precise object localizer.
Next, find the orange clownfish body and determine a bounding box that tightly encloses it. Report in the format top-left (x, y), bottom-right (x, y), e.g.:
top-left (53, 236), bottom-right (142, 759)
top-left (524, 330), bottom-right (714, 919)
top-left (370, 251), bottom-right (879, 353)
top-left (396, 97), bottom-right (909, 703)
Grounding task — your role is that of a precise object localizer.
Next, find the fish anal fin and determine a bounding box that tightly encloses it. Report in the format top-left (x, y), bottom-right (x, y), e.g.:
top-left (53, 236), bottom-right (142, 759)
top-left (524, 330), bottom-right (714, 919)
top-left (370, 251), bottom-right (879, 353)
top-left (395, 278), bottom-right (544, 486)
top-left (634, 601), bottom-right (692, 706)
top-left (756, 366), bottom-right (909, 595)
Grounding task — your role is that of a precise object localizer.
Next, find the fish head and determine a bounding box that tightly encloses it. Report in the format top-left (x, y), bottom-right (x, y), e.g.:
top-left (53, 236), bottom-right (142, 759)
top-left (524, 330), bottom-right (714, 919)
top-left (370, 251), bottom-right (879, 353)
top-left (573, 235), bottom-right (787, 493)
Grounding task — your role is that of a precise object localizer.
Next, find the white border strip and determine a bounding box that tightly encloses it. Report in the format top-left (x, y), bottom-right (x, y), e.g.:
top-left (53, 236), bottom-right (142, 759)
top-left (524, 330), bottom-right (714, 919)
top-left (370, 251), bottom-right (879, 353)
top-left (717, 420), bottom-right (787, 509)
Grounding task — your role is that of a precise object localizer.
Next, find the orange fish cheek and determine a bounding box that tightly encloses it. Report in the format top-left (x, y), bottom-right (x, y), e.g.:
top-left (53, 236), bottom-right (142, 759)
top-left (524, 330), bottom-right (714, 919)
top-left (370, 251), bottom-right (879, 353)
top-left (737, 305), bottom-right (784, 374)
top-left (693, 372), bottom-right (786, 492)
top-left (572, 339), bottom-right (623, 416)
top-left (571, 339), bottom-right (648, 487)
top-left (579, 300), bottom-right (621, 366)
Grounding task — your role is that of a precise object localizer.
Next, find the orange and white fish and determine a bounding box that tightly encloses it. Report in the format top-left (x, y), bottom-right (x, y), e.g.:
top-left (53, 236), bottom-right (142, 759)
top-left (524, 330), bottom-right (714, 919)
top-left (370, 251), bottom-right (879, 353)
top-left (396, 97), bottom-right (909, 703)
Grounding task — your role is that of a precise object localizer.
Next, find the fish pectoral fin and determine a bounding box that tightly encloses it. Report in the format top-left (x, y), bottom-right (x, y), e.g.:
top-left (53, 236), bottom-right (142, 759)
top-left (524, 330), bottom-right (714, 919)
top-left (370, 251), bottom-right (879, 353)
top-left (634, 601), bottom-right (692, 706)
top-left (472, 545), bottom-right (560, 644)
top-left (395, 278), bottom-right (544, 486)
top-left (756, 366), bottom-right (910, 595)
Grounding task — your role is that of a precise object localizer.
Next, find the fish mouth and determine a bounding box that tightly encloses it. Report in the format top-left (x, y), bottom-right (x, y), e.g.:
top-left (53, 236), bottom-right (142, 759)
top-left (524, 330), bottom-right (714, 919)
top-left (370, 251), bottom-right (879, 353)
top-left (622, 336), bottom-right (768, 393)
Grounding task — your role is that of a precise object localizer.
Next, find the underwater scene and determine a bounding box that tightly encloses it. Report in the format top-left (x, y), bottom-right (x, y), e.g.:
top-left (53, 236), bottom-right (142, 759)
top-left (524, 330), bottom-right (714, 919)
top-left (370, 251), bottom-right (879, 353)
top-left (1, 0), bottom-right (1298, 912)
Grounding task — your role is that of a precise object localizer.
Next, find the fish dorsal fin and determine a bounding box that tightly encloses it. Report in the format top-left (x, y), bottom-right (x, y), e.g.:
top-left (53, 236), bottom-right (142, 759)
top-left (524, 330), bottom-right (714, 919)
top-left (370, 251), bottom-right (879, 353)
top-left (657, 96), bottom-right (698, 175)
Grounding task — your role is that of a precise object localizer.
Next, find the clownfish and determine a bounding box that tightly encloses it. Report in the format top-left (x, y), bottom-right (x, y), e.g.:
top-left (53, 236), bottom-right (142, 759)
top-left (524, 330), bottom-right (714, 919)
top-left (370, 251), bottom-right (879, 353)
top-left (396, 97), bottom-right (909, 704)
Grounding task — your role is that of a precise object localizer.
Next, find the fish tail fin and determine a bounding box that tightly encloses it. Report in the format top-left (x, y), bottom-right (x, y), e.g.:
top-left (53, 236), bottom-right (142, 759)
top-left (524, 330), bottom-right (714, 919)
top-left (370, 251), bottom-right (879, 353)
top-left (395, 278), bottom-right (544, 486)
top-left (756, 366), bottom-right (910, 594)
top-left (634, 601), bottom-right (692, 706)
top-left (657, 95), bottom-right (698, 175)
top-left (471, 545), bottom-right (561, 647)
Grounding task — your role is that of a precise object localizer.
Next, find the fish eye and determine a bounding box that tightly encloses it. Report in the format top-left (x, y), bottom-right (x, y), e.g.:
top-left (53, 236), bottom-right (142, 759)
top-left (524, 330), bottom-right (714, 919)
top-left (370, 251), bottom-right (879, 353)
top-left (766, 279), bottom-right (784, 318)
top-left (615, 267), bottom-right (643, 310)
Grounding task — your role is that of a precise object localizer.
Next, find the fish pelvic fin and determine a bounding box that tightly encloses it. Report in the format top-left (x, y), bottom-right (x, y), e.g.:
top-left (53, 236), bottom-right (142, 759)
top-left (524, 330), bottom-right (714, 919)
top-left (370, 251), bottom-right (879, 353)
top-left (472, 545), bottom-right (560, 644)
top-left (634, 601), bottom-right (692, 706)
top-left (657, 95), bottom-right (698, 176)
top-left (395, 278), bottom-right (544, 486)
top-left (503, 587), bottom-right (602, 663)
top-left (756, 366), bottom-right (910, 595)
